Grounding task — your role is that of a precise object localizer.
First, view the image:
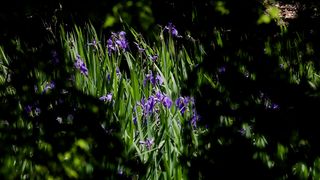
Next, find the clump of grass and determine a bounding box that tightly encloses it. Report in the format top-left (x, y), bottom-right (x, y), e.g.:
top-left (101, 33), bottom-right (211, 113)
top-left (59, 23), bottom-right (204, 179)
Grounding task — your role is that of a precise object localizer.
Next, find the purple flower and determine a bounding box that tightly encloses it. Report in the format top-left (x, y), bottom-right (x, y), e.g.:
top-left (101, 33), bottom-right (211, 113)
top-left (139, 98), bottom-right (150, 116)
top-left (107, 38), bottom-right (116, 54)
top-left (218, 66), bottom-right (226, 73)
top-left (190, 111), bottom-right (200, 128)
top-left (176, 97), bottom-right (190, 114)
top-left (25, 105), bottom-right (32, 115)
top-left (149, 54), bottom-right (158, 62)
top-left (139, 138), bottom-right (154, 149)
top-left (116, 67), bottom-right (121, 76)
top-left (116, 39), bottom-right (128, 50)
top-left (42, 81), bottom-right (55, 93)
top-left (134, 42), bottom-right (145, 53)
top-left (107, 31), bottom-right (128, 54)
top-left (162, 96), bottom-right (172, 108)
top-left (87, 39), bottom-right (99, 47)
top-left (144, 71), bottom-right (163, 86)
top-left (99, 93), bottom-right (112, 102)
top-left (165, 22), bottom-right (182, 38)
top-left (270, 103), bottom-right (279, 110)
top-left (74, 55), bottom-right (88, 76)
top-left (133, 116), bottom-right (137, 125)
top-left (118, 31), bottom-right (126, 38)
top-left (35, 107), bottom-right (41, 116)
top-left (156, 74), bottom-right (163, 85)
top-left (155, 91), bottom-right (172, 109)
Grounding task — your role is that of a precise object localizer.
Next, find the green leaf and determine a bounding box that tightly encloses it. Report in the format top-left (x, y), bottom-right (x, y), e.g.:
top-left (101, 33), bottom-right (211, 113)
top-left (76, 139), bottom-right (90, 151)
top-left (257, 14), bottom-right (271, 24)
top-left (103, 15), bottom-right (116, 28)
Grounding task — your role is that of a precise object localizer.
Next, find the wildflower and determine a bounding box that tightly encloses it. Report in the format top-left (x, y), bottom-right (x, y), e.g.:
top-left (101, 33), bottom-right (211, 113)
top-left (155, 91), bottom-right (172, 108)
top-left (116, 67), bottom-right (121, 77)
top-left (218, 66), bottom-right (226, 73)
top-left (139, 138), bottom-right (154, 150)
top-left (118, 31), bottom-right (126, 39)
top-left (176, 96), bottom-right (190, 114)
top-left (74, 55), bottom-right (88, 76)
top-left (162, 96), bottom-right (172, 108)
top-left (42, 81), bottom-right (55, 93)
top-left (99, 93), bottom-right (113, 102)
top-left (133, 116), bottom-right (137, 125)
top-left (149, 54), bottom-right (158, 62)
top-left (190, 111), bottom-right (200, 128)
top-left (35, 107), bottom-right (41, 116)
top-left (25, 105), bottom-right (32, 115)
top-left (156, 74), bottom-right (163, 85)
top-left (107, 31), bottom-right (128, 54)
top-left (116, 39), bottom-right (128, 50)
top-left (144, 71), bottom-right (163, 86)
top-left (87, 39), bottom-right (99, 47)
top-left (165, 22), bottom-right (182, 38)
top-left (155, 91), bottom-right (164, 101)
top-left (134, 42), bottom-right (145, 53)
top-left (107, 38), bottom-right (116, 54)
top-left (270, 103), bottom-right (279, 110)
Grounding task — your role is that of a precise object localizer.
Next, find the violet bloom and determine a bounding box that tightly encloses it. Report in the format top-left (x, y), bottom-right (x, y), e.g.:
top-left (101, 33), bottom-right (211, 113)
top-left (162, 96), bottom-right (172, 108)
top-left (218, 66), bottom-right (226, 73)
top-left (269, 103), bottom-right (279, 110)
top-left (99, 93), bottom-right (112, 102)
top-left (144, 71), bottom-right (163, 86)
top-left (116, 67), bottom-right (121, 77)
top-left (25, 105), bottom-right (32, 115)
top-left (107, 38), bottom-right (116, 54)
top-left (87, 39), bottom-right (99, 46)
top-left (134, 42), bottom-right (145, 53)
top-left (43, 81), bottom-right (55, 93)
top-left (118, 31), bottom-right (126, 39)
top-left (35, 107), bottom-right (41, 116)
top-left (156, 74), bottom-right (163, 85)
top-left (155, 91), bottom-right (172, 108)
top-left (165, 22), bottom-right (182, 38)
top-left (74, 55), bottom-right (88, 76)
top-left (116, 39), bottom-right (128, 50)
top-left (190, 111), bottom-right (200, 128)
top-left (146, 96), bottom-right (156, 114)
top-left (139, 138), bottom-right (154, 150)
top-left (116, 31), bottom-right (128, 50)
top-left (176, 96), bottom-right (190, 114)
top-left (149, 54), bottom-right (158, 62)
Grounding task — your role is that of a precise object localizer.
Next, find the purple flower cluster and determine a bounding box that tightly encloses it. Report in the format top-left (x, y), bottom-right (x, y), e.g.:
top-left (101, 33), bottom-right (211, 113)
top-left (42, 81), bottom-right (55, 94)
top-left (175, 96), bottom-right (200, 128)
top-left (190, 111), bottom-right (200, 128)
top-left (144, 71), bottom-right (163, 86)
top-left (107, 31), bottom-right (128, 54)
top-left (87, 39), bottom-right (99, 47)
top-left (165, 22), bottom-right (182, 38)
top-left (175, 96), bottom-right (193, 114)
top-left (149, 54), bottom-right (158, 62)
top-left (259, 91), bottom-right (280, 110)
top-left (24, 104), bottom-right (41, 117)
top-left (139, 138), bottom-right (154, 150)
top-left (99, 93), bottom-right (113, 102)
top-left (138, 91), bottom-right (172, 117)
top-left (134, 42), bottom-right (145, 53)
top-left (74, 55), bottom-right (88, 76)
